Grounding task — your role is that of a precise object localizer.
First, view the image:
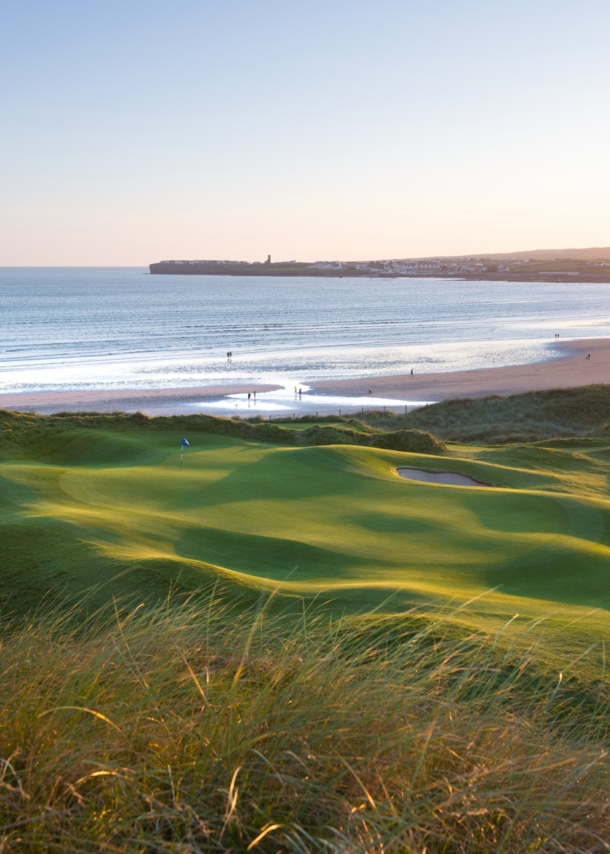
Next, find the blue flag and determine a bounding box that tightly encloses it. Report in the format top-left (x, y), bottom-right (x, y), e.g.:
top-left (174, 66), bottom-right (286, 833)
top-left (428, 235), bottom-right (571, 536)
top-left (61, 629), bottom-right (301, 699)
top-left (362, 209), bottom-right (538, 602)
top-left (182, 438), bottom-right (190, 447)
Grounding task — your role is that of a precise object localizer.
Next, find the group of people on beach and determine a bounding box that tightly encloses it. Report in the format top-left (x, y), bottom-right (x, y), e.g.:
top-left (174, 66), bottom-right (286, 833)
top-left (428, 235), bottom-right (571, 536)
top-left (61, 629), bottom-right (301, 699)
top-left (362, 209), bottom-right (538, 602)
top-left (226, 351), bottom-right (233, 359)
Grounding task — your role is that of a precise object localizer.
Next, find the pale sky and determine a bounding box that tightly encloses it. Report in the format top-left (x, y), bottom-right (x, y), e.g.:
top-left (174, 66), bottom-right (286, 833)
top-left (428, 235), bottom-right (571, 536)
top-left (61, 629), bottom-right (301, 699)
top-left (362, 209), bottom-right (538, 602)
top-left (1, 0), bottom-right (609, 265)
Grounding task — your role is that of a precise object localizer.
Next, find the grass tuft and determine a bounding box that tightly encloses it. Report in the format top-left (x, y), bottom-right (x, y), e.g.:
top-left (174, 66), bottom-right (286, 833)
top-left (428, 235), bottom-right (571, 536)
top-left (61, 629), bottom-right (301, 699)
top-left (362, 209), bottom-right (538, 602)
top-left (359, 384), bottom-right (610, 444)
top-left (1, 593), bottom-right (609, 852)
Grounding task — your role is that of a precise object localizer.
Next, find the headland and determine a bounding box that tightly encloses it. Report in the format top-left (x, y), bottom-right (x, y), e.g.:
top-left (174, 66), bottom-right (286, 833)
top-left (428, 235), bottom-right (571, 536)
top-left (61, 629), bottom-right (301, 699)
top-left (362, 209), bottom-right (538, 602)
top-left (150, 246), bottom-right (610, 282)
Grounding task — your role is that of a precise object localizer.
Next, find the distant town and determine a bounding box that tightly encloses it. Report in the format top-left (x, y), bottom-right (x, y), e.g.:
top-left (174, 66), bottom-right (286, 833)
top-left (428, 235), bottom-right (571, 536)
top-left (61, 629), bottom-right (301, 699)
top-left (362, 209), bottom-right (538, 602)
top-left (150, 247), bottom-right (610, 283)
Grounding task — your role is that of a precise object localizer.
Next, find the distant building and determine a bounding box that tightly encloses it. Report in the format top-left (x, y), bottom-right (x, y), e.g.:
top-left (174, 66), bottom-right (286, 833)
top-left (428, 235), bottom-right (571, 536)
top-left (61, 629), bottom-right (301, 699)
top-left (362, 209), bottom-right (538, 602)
top-left (265, 255), bottom-right (271, 265)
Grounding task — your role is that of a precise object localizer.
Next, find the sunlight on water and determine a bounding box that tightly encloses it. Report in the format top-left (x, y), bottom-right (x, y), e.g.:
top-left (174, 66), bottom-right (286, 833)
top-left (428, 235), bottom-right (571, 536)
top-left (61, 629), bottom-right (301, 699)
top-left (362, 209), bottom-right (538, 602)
top-left (2, 268), bottom-right (610, 394)
top-left (200, 383), bottom-right (431, 414)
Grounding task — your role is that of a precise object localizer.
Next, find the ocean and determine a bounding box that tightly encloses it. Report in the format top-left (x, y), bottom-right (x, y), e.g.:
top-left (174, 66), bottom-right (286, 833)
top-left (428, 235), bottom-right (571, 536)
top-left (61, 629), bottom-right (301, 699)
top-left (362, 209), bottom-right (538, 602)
top-left (2, 267), bottom-right (610, 407)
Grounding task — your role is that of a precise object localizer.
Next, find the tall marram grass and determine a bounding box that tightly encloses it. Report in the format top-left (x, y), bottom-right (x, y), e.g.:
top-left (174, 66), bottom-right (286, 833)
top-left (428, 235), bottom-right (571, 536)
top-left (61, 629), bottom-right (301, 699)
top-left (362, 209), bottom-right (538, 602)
top-left (359, 385), bottom-right (610, 444)
top-left (1, 592), bottom-right (609, 852)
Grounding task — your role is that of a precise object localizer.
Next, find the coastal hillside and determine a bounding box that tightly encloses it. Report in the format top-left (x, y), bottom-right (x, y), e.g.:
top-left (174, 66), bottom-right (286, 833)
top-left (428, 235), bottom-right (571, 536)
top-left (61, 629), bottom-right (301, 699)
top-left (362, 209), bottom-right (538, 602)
top-left (480, 246), bottom-right (610, 261)
top-left (3, 401), bottom-right (610, 849)
top-left (150, 248), bottom-right (610, 281)
top-left (361, 385), bottom-right (610, 443)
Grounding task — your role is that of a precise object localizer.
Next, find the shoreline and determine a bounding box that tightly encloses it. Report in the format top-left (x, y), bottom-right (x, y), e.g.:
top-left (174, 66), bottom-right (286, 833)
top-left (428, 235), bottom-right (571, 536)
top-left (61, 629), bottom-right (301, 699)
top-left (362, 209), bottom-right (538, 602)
top-left (310, 339), bottom-right (609, 402)
top-left (1, 339), bottom-right (608, 416)
top-left (0, 383), bottom-right (282, 416)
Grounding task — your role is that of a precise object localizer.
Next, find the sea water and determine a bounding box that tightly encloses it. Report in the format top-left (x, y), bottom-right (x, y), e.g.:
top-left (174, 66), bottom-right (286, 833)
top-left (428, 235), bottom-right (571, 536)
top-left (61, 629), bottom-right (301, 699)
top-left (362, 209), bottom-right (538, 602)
top-left (2, 267), bottom-right (610, 398)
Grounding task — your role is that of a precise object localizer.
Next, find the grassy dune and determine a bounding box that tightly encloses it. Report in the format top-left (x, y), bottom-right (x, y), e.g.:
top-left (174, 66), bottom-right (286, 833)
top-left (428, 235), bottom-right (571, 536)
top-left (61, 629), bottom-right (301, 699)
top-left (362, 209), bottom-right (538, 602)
top-left (363, 384), bottom-right (610, 443)
top-left (2, 594), bottom-right (610, 852)
top-left (3, 398), bottom-right (610, 849)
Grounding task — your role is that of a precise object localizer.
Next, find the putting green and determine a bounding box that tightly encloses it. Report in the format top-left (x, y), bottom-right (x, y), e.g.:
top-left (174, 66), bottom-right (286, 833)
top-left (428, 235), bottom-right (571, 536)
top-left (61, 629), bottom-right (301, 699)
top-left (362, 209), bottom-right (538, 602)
top-left (2, 427), bottom-right (610, 636)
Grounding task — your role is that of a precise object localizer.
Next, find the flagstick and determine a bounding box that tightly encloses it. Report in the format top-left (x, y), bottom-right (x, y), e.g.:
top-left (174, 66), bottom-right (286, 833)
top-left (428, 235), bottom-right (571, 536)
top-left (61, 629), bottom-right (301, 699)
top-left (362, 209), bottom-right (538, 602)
top-left (180, 438), bottom-right (189, 470)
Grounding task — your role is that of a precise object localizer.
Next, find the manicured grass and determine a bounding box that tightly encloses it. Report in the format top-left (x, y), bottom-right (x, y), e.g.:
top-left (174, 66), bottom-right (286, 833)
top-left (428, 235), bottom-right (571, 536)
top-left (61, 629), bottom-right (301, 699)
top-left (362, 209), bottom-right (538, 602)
top-left (2, 408), bottom-right (610, 659)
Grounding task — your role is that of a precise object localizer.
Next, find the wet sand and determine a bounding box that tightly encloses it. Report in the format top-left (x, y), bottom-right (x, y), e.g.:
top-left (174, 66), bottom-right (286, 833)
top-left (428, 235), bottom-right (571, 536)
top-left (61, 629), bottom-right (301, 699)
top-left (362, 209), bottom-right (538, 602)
top-left (1, 339), bottom-right (609, 416)
top-left (0, 383), bottom-right (282, 416)
top-left (310, 339), bottom-right (610, 403)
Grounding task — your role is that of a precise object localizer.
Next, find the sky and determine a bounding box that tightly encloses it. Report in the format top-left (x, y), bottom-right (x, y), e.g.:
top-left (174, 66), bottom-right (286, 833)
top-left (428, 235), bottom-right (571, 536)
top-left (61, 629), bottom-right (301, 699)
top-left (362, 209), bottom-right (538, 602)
top-left (1, 0), bottom-right (609, 265)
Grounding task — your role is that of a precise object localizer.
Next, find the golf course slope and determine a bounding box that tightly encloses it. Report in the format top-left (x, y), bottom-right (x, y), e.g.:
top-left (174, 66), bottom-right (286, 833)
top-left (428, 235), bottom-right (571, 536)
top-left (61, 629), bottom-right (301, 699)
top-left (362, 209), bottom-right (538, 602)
top-left (3, 404), bottom-right (610, 850)
top-left (2, 406), bottom-right (610, 640)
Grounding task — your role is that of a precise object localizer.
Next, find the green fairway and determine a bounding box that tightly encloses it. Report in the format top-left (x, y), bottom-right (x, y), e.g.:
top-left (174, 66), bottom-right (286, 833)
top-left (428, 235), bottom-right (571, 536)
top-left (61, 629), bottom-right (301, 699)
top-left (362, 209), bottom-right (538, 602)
top-left (2, 412), bottom-right (610, 645)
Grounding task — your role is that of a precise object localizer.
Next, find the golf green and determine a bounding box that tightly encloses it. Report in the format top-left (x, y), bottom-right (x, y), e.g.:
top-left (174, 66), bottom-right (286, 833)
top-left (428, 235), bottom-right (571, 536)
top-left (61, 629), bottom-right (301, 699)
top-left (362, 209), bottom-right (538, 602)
top-left (2, 423), bottom-right (610, 637)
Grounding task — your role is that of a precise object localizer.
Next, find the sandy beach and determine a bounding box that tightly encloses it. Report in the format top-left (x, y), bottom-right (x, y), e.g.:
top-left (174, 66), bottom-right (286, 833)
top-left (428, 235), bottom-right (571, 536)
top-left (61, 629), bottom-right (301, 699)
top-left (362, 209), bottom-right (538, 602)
top-left (1, 339), bottom-right (609, 416)
top-left (0, 383), bottom-right (282, 416)
top-left (310, 338), bottom-right (610, 403)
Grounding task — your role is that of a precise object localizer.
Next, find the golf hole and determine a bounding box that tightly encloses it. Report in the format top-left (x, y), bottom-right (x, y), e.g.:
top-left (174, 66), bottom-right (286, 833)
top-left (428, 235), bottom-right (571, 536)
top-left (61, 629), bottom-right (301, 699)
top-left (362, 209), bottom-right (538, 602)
top-left (397, 468), bottom-right (490, 487)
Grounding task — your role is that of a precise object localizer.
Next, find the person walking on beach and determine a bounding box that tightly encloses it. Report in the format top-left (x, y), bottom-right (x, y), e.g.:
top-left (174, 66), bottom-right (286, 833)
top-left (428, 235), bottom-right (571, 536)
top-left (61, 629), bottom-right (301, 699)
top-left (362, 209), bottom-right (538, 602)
top-left (298, 388), bottom-right (302, 398)
top-left (410, 369), bottom-right (414, 376)
top-left (248, 392), bottom-right (251, 401)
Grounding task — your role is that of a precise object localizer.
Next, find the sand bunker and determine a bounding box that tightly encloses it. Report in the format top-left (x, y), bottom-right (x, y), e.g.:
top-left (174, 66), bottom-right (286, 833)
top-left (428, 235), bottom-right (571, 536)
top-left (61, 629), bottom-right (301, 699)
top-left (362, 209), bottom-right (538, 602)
top-left (397, 468), bottom-right (489, 487)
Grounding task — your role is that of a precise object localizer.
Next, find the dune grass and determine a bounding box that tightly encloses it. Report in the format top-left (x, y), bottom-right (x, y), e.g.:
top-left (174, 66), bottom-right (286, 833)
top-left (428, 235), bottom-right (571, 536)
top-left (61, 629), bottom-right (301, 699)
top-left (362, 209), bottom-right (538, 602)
top-left (1, 592), bottom-right (610, 853)
top-left (359, 385), bottom-right (610, 443)
top-left (0, 409), bottom-right (443, 462)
